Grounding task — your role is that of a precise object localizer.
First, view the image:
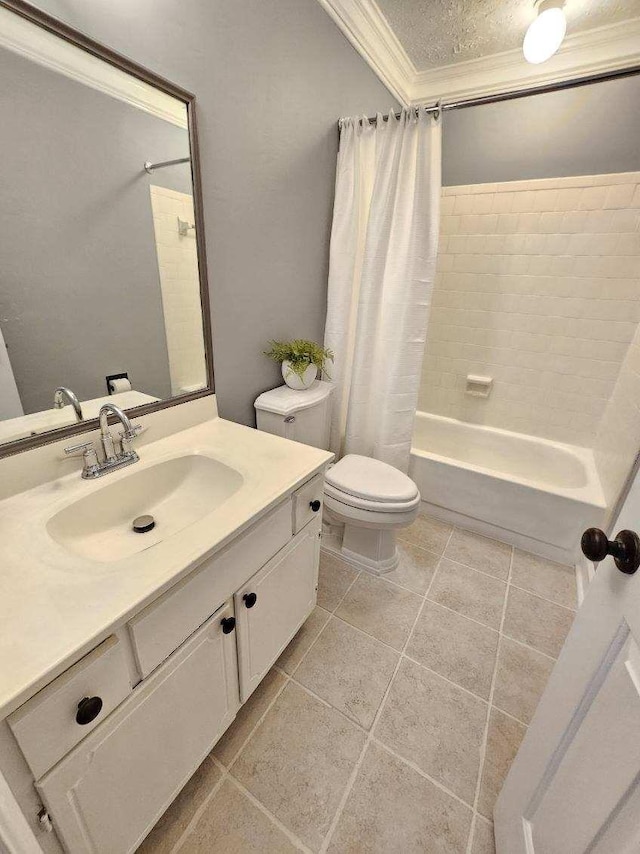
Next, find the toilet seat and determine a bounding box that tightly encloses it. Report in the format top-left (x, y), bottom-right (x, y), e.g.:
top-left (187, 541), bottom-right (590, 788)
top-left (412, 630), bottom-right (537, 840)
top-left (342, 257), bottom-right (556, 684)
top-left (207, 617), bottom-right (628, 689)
top-left (324, 481), bottom-right (421, 514)
top-left (324, 454), bottom-right (419, 513)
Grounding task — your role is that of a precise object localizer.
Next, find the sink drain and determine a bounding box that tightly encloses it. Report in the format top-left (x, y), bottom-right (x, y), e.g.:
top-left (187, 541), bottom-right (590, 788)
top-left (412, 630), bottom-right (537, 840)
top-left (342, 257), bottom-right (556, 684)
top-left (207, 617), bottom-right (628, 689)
top-left (132, 514), bottom-right (155, 534)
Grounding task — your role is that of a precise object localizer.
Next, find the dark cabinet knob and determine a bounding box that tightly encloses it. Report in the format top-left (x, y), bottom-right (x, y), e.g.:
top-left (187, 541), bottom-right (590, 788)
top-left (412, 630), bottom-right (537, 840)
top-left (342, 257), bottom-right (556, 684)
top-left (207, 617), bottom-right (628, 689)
top-left (221, 616), bottom-right (236, 634)
top-left (309, 499), bottom-right (321, 512)
top-left (243, 592), bottom-right (257, 609)
top-left (76, 696), bottom-right (103, 725)
top-left (581, 527), bottom-right (640, 575)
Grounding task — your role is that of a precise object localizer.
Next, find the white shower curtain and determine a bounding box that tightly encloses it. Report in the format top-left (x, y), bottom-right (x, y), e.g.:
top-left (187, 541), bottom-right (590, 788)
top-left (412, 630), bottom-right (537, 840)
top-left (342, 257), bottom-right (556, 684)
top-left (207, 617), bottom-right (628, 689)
top-left (324, 107), bottom-right (441, 472)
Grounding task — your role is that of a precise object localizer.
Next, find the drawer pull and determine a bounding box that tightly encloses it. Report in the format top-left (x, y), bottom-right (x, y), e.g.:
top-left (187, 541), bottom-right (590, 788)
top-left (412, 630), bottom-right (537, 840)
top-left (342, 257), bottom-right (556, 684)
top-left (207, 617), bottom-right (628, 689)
top-left (221, 616), bottom-right (236, 634)
top-left (243, 592), bottom-right (257, 609)
top-left (309, 499), bottom-right (321, 512)
top-left (75, 696), bottom-right (103, 726)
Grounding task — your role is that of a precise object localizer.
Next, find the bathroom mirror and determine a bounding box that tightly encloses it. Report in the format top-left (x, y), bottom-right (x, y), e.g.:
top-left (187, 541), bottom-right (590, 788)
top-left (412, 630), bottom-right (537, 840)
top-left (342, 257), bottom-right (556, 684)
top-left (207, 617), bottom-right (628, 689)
top-left (0, 0), bottom-right (213, 456)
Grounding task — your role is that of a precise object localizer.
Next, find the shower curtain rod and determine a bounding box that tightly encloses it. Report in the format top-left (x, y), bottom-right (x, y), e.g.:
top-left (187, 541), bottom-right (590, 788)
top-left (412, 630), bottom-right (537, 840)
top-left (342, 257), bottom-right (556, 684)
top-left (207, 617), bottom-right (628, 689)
top-left (339, 64), bottom-right (640, 127)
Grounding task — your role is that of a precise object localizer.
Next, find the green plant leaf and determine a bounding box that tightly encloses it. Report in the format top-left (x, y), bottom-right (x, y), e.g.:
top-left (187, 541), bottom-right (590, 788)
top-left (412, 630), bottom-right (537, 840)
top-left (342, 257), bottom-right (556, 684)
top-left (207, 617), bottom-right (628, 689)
top-left (264, 339), bottom-right (334, 379)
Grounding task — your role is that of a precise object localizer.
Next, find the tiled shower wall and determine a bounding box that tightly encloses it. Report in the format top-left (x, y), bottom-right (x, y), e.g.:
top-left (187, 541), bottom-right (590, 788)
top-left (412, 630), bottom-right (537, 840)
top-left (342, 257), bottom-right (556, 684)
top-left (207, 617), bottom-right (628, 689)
top-left (419, 172), bottom-right (640, 447)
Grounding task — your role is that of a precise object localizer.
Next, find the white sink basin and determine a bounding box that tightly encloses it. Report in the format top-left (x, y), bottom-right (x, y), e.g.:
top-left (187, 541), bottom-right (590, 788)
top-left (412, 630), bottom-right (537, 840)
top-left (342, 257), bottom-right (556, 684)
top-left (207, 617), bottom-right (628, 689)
top-left (47, 455), bottom-right (244, 563)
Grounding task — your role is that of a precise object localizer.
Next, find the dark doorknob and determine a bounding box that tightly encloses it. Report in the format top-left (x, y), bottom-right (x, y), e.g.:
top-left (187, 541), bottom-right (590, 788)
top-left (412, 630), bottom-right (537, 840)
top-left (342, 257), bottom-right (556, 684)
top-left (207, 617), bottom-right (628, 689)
top-left (243, 592), bottom-right (257, 608)
top-left (310, 499), bottom-right (321, 512)
top-left (221, 616), bottom-right (236, 634)
top-left (581, 528), bottom-right (640, 575)
top-left (76, 696), bottom-right (103, 725)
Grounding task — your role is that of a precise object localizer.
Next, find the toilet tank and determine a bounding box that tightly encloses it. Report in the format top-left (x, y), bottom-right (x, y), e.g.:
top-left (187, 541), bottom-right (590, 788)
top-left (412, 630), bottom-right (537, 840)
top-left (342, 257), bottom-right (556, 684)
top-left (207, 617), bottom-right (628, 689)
top-left (254, 381), bottom-right (334, 450)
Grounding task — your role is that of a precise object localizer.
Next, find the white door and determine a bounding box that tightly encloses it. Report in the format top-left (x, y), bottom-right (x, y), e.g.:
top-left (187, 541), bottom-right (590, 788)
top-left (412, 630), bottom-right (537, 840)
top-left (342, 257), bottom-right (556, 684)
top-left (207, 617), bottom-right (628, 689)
top-left (495, 475), bottom-right (640, 854)
top-left (235, 519), bottom-right (320, 701)
top-left (37, 603), bottom-right (239, 854)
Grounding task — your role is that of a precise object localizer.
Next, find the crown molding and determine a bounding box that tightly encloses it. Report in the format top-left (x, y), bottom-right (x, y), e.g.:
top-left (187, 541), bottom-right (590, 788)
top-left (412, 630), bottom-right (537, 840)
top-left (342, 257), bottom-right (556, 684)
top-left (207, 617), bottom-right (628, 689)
top-left (0, 4), bottom-right (187, 128)
top-left (409, 17), bottom-right (640, 104)
top-left (315, 0), bottom-right (414, 106)
top-left (317, 0), bottom-right (640, 109)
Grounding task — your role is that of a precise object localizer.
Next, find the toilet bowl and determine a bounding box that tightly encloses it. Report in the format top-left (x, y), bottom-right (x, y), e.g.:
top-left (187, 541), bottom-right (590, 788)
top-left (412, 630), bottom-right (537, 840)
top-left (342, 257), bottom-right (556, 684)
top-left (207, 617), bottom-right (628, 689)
top-left (254, 382), bottom-right (421, 573)
top-left (323, 454), bottom-right (420, 573)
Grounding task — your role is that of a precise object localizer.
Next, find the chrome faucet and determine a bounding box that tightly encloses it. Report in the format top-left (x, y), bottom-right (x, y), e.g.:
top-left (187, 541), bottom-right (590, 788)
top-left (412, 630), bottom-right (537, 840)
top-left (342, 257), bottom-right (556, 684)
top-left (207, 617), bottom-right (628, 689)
top-left (53, 387), bottom-right (83, 421)
top-left (64, 404), bottom-right (142, 479)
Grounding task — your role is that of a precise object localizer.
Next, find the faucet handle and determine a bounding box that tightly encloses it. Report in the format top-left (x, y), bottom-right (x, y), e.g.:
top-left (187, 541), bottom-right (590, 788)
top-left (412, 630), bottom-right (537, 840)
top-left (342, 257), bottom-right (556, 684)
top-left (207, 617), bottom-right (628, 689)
top-left (64, 441), bottom-right (96, 457)
top-left (63, 441), bottom-right (100, 477)
top-left (120, 423), bottom-right (144, 456)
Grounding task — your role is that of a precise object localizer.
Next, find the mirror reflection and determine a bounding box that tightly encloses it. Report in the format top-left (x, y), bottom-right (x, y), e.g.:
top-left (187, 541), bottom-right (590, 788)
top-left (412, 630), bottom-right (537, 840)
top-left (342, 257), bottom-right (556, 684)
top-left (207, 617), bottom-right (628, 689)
top-left (0, 6), bottom-right (208, 446)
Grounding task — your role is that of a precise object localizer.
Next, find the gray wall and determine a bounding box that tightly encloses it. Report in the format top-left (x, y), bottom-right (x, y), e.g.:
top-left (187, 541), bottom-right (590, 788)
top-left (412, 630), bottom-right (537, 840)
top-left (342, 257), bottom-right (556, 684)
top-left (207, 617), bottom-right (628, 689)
top-left (0, 47), bottom-right (195, 414)
top-left (30, 0), bottom-right (394, 426)
top-left (443, 74), bottom-right (640, 186)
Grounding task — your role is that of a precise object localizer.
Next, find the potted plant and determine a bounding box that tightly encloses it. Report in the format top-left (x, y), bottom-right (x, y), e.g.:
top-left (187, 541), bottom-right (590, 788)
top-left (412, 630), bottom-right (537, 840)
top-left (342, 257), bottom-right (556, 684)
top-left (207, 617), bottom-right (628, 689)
top-left (264, 339), bottom-right (333, 390)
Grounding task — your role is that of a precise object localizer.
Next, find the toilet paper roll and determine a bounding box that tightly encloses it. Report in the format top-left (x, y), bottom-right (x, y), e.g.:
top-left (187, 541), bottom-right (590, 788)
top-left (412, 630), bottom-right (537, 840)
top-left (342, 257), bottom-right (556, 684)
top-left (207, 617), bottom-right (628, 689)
top-left (109, 377), bottom-right (132, 393)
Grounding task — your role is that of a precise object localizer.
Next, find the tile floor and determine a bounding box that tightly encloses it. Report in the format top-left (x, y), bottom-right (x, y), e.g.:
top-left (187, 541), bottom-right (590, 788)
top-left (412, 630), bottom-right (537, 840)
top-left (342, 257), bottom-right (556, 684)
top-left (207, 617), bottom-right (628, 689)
top-left (139, 513), bottom-right (578, 854)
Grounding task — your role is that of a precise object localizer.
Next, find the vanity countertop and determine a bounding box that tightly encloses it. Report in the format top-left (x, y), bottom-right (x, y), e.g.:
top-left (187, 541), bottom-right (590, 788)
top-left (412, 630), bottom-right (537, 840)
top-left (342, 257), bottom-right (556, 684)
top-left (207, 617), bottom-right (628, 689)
top-left (0, 417), bottom-right (333, 718)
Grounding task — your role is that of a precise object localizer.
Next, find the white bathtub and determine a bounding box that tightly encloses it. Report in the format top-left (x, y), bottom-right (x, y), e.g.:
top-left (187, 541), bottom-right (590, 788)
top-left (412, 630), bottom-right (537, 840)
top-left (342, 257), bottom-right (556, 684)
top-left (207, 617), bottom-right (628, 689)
top-left (410, 412), bottom-right (606, 563)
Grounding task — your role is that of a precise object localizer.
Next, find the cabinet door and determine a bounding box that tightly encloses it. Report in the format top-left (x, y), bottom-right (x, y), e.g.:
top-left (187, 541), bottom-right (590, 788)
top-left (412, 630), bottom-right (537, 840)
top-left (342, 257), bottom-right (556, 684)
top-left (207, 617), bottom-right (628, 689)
top-left (235, 520), bottom-right (320, 701)
top-left (36, 603), bottom-right (239, 854)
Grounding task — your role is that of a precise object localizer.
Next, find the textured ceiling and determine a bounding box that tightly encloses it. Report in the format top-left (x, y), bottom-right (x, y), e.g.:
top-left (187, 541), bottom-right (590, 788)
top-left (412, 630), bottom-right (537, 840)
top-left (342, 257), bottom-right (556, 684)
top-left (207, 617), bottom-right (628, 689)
top-left (374, 0), bottom-right (640, 70)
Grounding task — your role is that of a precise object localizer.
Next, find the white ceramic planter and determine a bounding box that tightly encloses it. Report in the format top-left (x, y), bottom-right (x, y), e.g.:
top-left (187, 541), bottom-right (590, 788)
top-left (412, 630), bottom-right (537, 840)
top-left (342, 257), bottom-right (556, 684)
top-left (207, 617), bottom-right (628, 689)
top-left (282, 361), bottom-right (317, 390)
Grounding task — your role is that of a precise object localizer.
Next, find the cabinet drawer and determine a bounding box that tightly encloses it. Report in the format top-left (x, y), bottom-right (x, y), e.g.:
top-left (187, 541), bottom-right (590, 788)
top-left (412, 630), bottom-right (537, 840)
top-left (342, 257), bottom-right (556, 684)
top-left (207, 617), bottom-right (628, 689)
top-left (37, 603), bottom-right (239, 854)
top-left (8, 636), bottom-right (132, 780)
top-left (292, 473), bottom-right (324, 533)
top-left (129, 499), bottom-right (292, 678)
top-left (235, 519), bottom-right (320, 701)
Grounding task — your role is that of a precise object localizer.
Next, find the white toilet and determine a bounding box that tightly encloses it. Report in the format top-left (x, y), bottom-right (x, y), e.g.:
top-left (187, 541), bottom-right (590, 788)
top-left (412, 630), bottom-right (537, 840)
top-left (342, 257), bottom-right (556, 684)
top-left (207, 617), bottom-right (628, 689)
top-left (255, 381), bottom-right (420, 573)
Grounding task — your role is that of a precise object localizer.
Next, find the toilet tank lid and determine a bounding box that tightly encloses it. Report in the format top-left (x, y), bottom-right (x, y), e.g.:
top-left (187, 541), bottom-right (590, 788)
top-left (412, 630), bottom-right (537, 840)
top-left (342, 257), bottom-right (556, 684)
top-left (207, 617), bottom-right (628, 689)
top-left (254, 380), bottom-right (334, 416)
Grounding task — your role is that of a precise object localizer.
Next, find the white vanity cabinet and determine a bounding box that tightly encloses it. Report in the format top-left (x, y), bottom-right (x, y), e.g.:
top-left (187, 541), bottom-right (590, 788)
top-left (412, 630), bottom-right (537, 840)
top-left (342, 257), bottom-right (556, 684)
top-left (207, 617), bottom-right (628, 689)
top-left (36, 603), bottom-right (239, 854)
top-left (3, 474), bottom-right (325, 854)
top-left (235, 521), bottom-right (319, 700)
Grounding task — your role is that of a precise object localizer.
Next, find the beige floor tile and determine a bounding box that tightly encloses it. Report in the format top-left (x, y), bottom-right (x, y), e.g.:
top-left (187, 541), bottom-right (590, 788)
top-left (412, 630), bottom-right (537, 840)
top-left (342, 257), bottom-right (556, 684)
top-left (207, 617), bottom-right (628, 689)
top-left (294, 617), bottom-right (399, 729)
top-left (336, 573), bottom-right (423, 650)
top-left (213, 669), bottom-right (286, 767)
top-left (471, 817), bottom-right (496, 854)
top-left (429, 559), bottom-right (507, 630)
top-left (478, 709), bottom-right (526, 819)
top-left (317, 552), bottom-right (359, 611)
top-left (398, 514), bottom-right (453, 555)
top-left (384, 540), bottom-right (440, 595)
top-left (511, 550), bottom-right (577, 610)
top-left (138, 756), bottom-right (222, 854)
top-left (407, 601), bottom-right (499, 699)
top-left (276, 606), bottom-right (331, 674)
top-left (444, 529), bottom-right (512, 580)
top-left (179, 779), bottom-right (298, 853)
top-left (232, 681), bottom-right (366, 851)
top-left (328, 741), bottom-right (472, 854)
top-left (503, 587), bottom-right (574, 658)
top-left (493, 637), bottom-right (554, 724)
top-left (374, 658), bottom-right (486, 804)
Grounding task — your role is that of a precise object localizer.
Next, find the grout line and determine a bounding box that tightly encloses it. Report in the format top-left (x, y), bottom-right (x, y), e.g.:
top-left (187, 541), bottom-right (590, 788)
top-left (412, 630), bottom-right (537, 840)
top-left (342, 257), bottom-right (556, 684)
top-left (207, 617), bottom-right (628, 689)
top-left (223, 672), bottom-right (291, 770)
top-left (498, 633), bottom-right (557, 662)
top-left (490, 702), bottom-right (529, 730)
top-left (422, 594), bottom-right (502, 634)
top-left (466, 545), bottom-right (515, 854)
top-left (437, 556), bottom-right (511, 585)
top-left (371, 736), bottom-right (474, 812)
top-left (226, 776), bottom-right (314, 853)
top-left (506, 580), bottom-right (577, 613)
top-left (318, 530), bottom-right (454, 853)
top-left (169, 764), bottom-right (228, 853)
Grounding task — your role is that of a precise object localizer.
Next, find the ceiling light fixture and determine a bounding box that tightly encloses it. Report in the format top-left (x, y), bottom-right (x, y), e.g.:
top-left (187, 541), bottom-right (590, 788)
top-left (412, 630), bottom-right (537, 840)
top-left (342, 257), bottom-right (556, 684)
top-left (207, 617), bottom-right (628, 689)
top-left (523, 0), bottom-right (567, 65)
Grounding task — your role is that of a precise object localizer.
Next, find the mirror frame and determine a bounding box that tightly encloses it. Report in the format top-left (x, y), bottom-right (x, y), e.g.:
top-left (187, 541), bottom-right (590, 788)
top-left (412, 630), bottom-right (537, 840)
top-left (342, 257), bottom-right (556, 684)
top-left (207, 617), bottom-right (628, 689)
top-left (0, 0), bottom-right (215, 458)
